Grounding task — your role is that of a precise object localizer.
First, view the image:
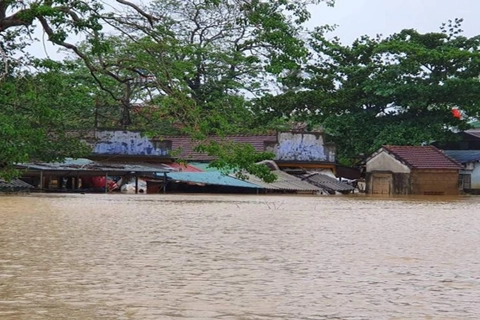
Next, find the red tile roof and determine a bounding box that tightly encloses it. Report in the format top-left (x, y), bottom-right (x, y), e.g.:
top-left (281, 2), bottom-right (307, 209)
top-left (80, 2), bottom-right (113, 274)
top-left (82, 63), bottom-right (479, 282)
top-left (163, 135), bottom-right (277, 161)
top-left (383, 145), bottom-right (462, 169)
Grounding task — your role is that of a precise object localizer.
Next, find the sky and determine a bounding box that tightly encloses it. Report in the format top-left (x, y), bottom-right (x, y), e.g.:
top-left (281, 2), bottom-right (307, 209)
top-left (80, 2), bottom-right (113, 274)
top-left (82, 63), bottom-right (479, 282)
top-left (29, 0), bottom-right (480, 59)
top-left (308, 0), bottom-right (479, 43)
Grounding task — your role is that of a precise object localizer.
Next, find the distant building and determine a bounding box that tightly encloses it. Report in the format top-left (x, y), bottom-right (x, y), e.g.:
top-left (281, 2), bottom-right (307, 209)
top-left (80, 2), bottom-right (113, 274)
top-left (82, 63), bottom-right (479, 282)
top-left (433, 129), bottom-right (480, 150)
top-left (433, 128), bottom-right (480, 194)
top-left (88, 130), bottom-right (336, 172)
top-left (366, 145), bottom-right (462, 195)
top-left (443, 150), bottom-right (480, 194)
top-left (84, 129), bottom-right (345, 194)
top-left (0, 179), bottom-right (33, 192)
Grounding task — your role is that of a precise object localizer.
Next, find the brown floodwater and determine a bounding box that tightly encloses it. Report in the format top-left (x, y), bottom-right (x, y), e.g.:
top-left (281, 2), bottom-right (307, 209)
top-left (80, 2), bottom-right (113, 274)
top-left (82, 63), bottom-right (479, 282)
top-left (1, 193), bottom-right (480, 319)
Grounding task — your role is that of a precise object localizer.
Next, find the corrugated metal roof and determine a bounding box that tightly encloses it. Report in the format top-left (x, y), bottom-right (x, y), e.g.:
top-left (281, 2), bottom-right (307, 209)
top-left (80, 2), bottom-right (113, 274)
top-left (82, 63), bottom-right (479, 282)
top-left (166, 172), bottom-right (261, 189)
top-left (301, 173), bottom-right (355, 192)
top-left (188, 162), bottom-right (218, 172)
top-left (0, 179), bottom-right (34, 190)
top-left (168, 162), bottom-right (203, 172)
top-left (16, 158), bottom-right (172, 175)
top-left (443, 150), bottom-right (480, 164)
top-left (241, 170), bottom-right (320, 192)
top-left (382, 145), bottom-right (462, 169)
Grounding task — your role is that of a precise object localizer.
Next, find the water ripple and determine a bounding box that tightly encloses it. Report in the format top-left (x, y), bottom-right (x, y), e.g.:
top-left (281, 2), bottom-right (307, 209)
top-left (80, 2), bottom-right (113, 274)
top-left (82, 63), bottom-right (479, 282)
top-left (0, 194), bottom-right (479, 319)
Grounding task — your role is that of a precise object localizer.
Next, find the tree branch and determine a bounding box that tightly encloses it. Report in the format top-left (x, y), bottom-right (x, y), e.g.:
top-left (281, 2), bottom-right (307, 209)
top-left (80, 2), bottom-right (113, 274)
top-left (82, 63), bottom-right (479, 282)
top-left (0, 9), bottom-right (34, 32)
top-left (115, 0), bottom-right (159, 27)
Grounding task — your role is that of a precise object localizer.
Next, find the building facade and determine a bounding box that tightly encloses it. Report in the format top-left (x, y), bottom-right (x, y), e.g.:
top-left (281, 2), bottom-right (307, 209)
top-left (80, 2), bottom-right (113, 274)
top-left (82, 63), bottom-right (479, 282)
top-left (366, 146), bottom-right (462, 195)
top-left (88, 130), bottom-right (336, 171)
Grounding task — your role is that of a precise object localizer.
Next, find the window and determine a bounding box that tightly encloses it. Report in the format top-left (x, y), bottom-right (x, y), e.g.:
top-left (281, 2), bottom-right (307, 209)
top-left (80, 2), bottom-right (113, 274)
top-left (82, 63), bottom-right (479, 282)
top-left (264, 141), bottom-right (276, 152)
top-left (152, 140), bottom-right (172, 153)
top-left (459, 174), bottom-right (472, 189)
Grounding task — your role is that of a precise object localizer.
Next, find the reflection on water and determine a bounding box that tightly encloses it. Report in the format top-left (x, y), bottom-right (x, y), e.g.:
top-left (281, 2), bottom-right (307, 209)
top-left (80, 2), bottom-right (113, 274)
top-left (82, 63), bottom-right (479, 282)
top-left (1, 194), bottom-right (480, 319)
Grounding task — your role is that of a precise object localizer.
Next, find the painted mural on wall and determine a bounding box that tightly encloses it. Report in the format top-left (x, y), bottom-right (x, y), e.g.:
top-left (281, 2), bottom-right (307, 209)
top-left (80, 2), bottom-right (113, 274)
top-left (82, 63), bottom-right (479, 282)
top-left (93, 131), bottom-right (168, 156)
top-left (274, 132), bottom-right (335, 162)
top-left (92, 130), bottom-right (336, 163)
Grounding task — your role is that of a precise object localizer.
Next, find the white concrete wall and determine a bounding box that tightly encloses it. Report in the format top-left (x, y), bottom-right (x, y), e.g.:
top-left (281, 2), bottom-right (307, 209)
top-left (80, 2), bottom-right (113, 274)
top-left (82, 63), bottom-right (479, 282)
top-left (366, 151), bottom-right (411, 173)
top-left (92, 130), bottom-right (336, 162)
top-left (470, 162), bottom-right (480, 189)
top-left (93, 131), bottom-right (168, 156)
top-left (274, 132), bottom-right (332, 162)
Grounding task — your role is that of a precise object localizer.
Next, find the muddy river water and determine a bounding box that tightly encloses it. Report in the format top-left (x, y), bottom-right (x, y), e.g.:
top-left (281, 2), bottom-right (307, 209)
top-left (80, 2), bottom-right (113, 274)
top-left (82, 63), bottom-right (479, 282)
top-left (1, 194), bottom-right (480, 319)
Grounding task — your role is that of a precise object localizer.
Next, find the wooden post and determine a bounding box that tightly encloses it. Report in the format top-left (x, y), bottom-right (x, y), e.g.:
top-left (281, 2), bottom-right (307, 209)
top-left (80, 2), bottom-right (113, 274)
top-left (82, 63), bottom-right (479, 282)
top-left (105, 173), bottom-right (108, 193)
top-left (39, 171), bottom-right (43, 191)
top-left (66, 177), bottom-right (73, 190)
top-left (163, 172), bottom-right (167, 194)
top-left (135, 174), bottom-right (139, 194)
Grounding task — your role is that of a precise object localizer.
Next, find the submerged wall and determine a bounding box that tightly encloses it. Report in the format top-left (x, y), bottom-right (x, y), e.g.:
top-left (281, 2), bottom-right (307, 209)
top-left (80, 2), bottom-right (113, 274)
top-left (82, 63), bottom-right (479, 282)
top-left (92, 131), bottom-right (168, 156)
top-left (274, 132), bottom-right (335, 162)
top-left (91, 130), bottom-right (336, 163)
top-left (470, 163), bottom-right (480, 190)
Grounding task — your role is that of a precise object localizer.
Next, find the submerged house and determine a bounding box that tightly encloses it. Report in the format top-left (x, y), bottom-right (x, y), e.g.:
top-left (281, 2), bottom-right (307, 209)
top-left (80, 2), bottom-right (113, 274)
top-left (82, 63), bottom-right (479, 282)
top-left (433, 128), bottom-right (480, 150)
top-left (0, 178), bottom-right (34, 192)
top-left (85, 129), bottom-right (346, 194)
top-left (89, 130), bottom-right (336, 170)
top-left (443, 150), bottom-right (480, 193)
top-left (16, 158), bottom-right (171, 193)
top-left (432, 128), bottom-right (480, 194)
top-left (161, 169), bottom-right (321, 195)
top-left (366, 145), bottom-right (462, 195)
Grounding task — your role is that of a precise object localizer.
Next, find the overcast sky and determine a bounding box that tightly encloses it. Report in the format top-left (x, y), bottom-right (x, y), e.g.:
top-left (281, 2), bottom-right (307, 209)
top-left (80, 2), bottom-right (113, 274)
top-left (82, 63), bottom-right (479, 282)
top-left (308, 0), bottom-right (479, 43)
top-left (31, 0), bottom-right (480, 59)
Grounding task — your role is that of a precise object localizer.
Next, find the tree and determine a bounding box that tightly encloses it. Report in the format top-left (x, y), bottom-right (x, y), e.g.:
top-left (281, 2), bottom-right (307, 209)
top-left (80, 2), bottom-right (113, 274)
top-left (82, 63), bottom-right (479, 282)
top-left (0, 0), bottom-right (151, 179)
top-left (68, 0), bottom-right (334, 136)
top-left (255, 20), bottom-right (480, 165)
top-left (1, 0), bottom-right (335, 180)
top-left (0, 62), bottom-right (93, 179)
top-left (62, 0), bottom-right (336, 181)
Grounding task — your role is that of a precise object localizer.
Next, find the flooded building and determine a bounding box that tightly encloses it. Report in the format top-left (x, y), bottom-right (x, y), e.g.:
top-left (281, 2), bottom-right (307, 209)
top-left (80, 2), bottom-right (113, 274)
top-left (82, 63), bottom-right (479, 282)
top-left (433, 129), bottom-right (480, 194)
top-left (0, 178), bottom-right (34, 192)
top-left (443, 150), bottom-right (480, 194)
top-left (88, 130), bottom-right (337, 172)
top-left (366, 145), bottom-right (462, 195)
top-left (84, 130), bottom-right (345, 194)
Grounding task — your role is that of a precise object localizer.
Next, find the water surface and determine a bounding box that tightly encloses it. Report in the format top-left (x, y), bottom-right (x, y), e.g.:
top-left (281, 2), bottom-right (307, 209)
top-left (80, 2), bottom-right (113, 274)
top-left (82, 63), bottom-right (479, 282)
top-left (1, 194), bottom-right (479, 319)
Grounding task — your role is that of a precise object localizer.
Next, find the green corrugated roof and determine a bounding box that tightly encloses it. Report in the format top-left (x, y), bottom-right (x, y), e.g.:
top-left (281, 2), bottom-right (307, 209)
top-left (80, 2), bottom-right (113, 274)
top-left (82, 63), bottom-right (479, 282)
top-left (166, 172), bottom-right (261, 189)
top-left (186, 163), bottom-right (321, 192)
top-left (188, 162), bottom-right (216, 172)
top-left (188, 162), bottom-right (236, 173)
top-left (470, 121), bottom-right (480, 128)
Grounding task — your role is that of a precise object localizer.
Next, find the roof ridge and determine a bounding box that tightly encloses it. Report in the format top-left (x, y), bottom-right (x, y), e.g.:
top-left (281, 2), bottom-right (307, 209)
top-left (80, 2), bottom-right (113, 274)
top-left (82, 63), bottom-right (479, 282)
top-left (382, 145), bottom-right (462, 169)
top-left (423, 145), bottom-right (464, 167)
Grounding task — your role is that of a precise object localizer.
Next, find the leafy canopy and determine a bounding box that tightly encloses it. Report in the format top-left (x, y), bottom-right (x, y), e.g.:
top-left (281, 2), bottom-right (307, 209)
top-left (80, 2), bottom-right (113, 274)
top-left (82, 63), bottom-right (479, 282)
top-left (255, 19), bottom-right (480, 165)
top-left (1, 0), bottom-right (334, 180)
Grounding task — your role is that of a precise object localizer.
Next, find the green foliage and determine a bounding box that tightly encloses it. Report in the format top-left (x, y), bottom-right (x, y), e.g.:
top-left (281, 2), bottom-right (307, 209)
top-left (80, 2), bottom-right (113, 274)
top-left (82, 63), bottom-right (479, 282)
top-left (1, 0), bottom-right (335, 181)
top-left (196, 140), bottom-right (277, 182)
top-left (0, 66), bottom-right (92, 179)
top-left (256, 21), bottom-right (480, 166)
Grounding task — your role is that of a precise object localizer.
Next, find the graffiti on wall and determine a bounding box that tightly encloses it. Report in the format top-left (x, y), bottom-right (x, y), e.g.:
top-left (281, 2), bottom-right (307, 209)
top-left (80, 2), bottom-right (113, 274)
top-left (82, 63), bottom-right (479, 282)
top-left (93, 131), bottom-right (169, 156)
top-left (274, 132), bottom-right (333, 162)
top-left (92, 130), bottom-right (336, 162)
